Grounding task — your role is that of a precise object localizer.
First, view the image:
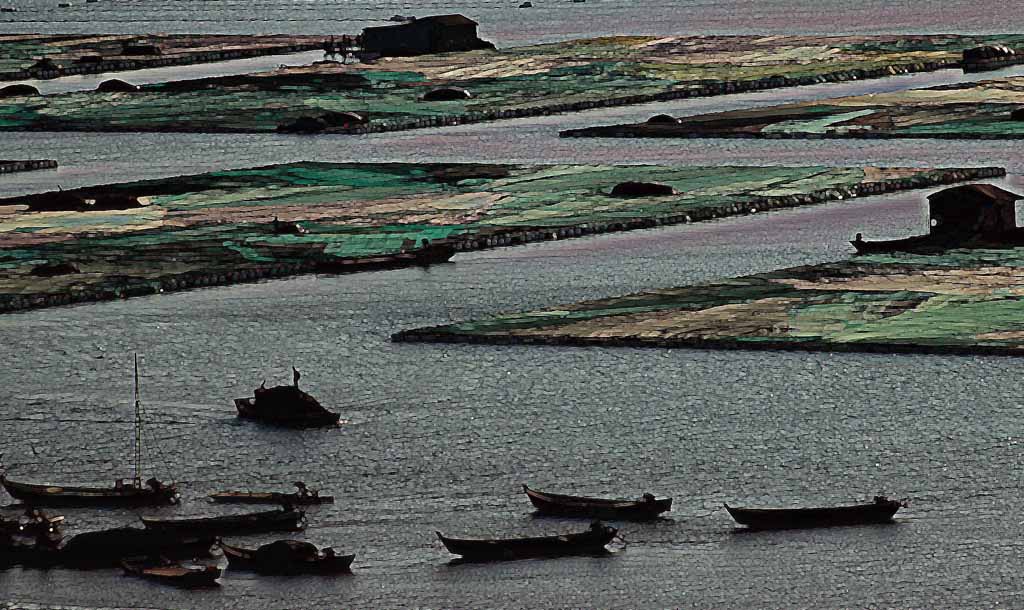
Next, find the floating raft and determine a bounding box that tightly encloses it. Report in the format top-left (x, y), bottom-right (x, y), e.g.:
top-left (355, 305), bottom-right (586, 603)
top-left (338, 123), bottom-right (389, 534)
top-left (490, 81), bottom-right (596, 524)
top-left (4, 35), bottom-right (1024, 134)
top-left (0, 162), bottom-right (1003, 315)
top-left (0, 34), bottom-right (325, 81)
top-left (0, 160), bottom-right (57, 174)
top-left (393, 244), bottom-right (1024, 357)
top-left (562, 76), bottom-right (1024, 140)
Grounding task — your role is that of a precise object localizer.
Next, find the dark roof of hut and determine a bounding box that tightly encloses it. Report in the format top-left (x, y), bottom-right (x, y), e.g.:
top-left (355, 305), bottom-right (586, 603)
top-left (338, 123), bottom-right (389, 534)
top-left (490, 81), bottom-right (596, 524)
top-left (415, 14), bottom-right (478, 26)
top-left (96, 78), bottom-right (139, 93)
top-left (610, 181), bottom-right (677, 197)
top-left (927, 184), bottom-right (1023, 204)
top-left (646, 114), bottom-right (680, 124)
top-left (422, 87), bottom-right (472, 101)
top-left (0, 84), bottom-right (39, 97)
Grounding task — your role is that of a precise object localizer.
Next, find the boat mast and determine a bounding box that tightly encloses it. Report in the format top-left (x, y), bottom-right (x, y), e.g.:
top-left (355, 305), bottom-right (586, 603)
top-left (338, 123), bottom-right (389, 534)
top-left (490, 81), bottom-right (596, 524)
top-left (134, 353), bottom-right (142, 487)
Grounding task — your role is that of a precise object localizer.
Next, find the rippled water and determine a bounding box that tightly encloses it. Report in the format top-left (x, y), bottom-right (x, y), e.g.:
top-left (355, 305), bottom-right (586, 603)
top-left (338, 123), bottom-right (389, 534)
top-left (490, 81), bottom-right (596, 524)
top-left (4, 4), bottom-right (1024, 608)
top-left (2, 0), bottom-right (1024, 43)
top-left (3, 188), bottom-right (1024, 608)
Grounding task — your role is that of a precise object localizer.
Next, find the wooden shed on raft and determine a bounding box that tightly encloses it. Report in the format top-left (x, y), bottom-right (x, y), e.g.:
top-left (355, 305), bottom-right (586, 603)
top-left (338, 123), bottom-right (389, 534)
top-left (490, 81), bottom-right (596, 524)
top-left (361, 14), bottom-right (495, 57)
top-left (927, 183), bottom-right (1022, 239)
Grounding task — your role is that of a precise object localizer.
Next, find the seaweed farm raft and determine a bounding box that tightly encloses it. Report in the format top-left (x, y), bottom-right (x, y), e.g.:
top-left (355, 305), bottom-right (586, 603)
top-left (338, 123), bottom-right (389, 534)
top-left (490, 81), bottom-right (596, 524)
top-left (0, 159), bottom-right (57, 174)
top-left (4, 34), bottom-right (1024, 134)
top-left (562, 76), bottom-right (1024, 140)
top-left (0, 162), bottom-right (1003, 314)
top-left (394, 243), bottom-right (1024, 357)
top-left (0, 34), bottom-right (326, 81)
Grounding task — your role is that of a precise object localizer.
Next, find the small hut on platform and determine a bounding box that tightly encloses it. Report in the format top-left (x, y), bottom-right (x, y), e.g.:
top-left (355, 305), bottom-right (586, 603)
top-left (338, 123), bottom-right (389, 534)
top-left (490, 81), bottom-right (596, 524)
top-left (927, 184), bottom-right (1021, 239)
top-left (422, 87), bottom-right (472, 101)
top-left (96, 79), bottom-right (140, 93)
top-left (0, 84), bottom-right (39, 97)
top-left (611, 181), bottom-right (677, 197)
top-left (361, 15), bottom-right (495, 57)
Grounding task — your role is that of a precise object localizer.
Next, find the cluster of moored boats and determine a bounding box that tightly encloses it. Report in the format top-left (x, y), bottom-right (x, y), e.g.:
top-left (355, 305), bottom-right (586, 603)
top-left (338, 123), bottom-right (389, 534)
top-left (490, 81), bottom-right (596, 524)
top-left (0, 480), bottom-right (345, 587)
top-left (1, 357), bottom-right (908, 588)
top-left (1, 473), bottom-right (908, 586)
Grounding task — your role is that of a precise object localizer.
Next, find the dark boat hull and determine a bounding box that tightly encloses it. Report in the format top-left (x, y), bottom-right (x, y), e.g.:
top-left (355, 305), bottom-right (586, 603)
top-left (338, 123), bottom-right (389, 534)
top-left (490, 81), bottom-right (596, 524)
top-left (523, 485), bottom-right (671, 521)
top-left (222, 543), bottom-right (354, 574)
top-left (234, 398), bottom-right (340, 428)
top-left (141, 509), bottom-right (305, 535)
top-left (725, 500), bottom-right (902, 530)
top-left (851, 228), bottom-right (1024, 255)
top-left (1, 475), bottom-right (178, 507)
top-left (436, 525), bottom-right (617, 561)
top-left (122, 559), bottom-right (221, 588)
top-left (209, 491), bottom-right (334, 505)
top-left (60, 527), bottom-right (217, 567)
top-left (315, 243), bottom-right (456, 274)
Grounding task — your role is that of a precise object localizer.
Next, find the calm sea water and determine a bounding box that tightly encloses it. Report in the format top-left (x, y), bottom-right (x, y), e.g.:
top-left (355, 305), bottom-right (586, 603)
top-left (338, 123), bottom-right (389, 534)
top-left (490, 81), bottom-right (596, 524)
top-left (2, 0), bottom-right (1024, 43)
top-left (4, 4), bottom-right (1024, 609)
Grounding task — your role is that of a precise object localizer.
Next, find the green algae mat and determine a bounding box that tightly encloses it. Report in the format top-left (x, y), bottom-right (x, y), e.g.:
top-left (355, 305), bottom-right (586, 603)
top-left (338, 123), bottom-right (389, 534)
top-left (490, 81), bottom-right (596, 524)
top-left (394, 248), bottom-right (1024, 356)
top-left (0, 162), bottom-right (997, 312)
top-left (563, 75), bottom-right (1024, 140)
top-left (3, 34), bottom-right (1024, 133)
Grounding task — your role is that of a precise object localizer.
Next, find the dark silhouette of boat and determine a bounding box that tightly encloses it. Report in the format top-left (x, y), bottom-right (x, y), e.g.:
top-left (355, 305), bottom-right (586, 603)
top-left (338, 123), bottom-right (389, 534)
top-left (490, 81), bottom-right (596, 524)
top-left (523, 484), bottom-right (671, 520)
top-left (121, 557), bottom-right (221, 587)
top-left (0, 355), bottom-right (178, 507)
top-left (234, 369), bottom-right (340, 428)
top-left (725, 496), bottom-right (905, 530)
top-left (315, 238), bottom-right (456, 274)
top-left (0, 474), bottom-right (178, 507)
top-left (221, 539), bottom-right (354, 574)
top-left (141, 507), bottom-right (305, 535)
top-left (60, 527), bottom-right (217, 567)
top-left (209, 482), bottom-right (333, 505)
top-left (436, 521), bottom-right (618, 561)
top-left (0, 510), bottom-right (63, 568)
top-left (852, 184), bottom-right (1024, 254)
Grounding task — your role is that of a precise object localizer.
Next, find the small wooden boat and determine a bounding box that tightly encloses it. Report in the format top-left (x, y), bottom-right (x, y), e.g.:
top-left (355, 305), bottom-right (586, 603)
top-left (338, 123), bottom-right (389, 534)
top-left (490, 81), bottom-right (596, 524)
top-left (315, 239), bottom-right (456, 274)
top-left (209, 481), bottom-right (333, 505)
top-left (121, 557), bottom-right (221, 588)
top-left (725, 496), bottom-right (905, 530)
top-left (140, 507), bottom-right (305, 535)
top-left (0, 510), bottom-right (63, 538)
top-left (0, 356), bottom-right (178, 507)
top-left (436, 521), bottom-right (618, 561)
top-left (523, 484), bottom-right (671, 521)
top-left (221, 539), bottom-right (354, 574)
top-left (234, 371), bottom-right (340, 429)
top-left (59, 527), bottom-right (217, 567)
top-left (0, 474), bottom-right (178, 507)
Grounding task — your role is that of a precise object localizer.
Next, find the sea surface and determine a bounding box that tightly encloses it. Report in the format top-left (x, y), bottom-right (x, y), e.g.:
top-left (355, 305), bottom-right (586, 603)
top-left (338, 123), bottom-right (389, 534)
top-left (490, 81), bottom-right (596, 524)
top-left (2, 0), bottom-right (1024, 43)
top-left (3, 2), bottom-right (1024, 609)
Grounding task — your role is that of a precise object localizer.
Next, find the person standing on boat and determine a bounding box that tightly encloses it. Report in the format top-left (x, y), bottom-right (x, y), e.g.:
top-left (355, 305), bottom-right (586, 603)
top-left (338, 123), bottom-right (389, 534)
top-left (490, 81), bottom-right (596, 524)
top-left (293, 367), bottom-right (301, 388)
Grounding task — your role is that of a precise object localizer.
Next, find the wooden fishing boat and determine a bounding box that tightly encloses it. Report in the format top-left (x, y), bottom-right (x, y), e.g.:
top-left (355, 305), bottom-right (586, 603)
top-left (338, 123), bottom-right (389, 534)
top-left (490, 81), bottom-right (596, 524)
top-left (60, 527), bottom-right (217, 567)
top-left (436, 521), bottom-right (618, 561)
top-left (234, 371), bottom-right (340, 428)
top-left (121, 557), bottom-right (221, 588)
top-left (140, 507), bottom-right (305, 535)
top-left (725, 496), bottom-right (905, 530)
top-left (209, 482), bottom-right (332, 505)
top-left (221, 539), bottom-right (354, 574)
top-left (315, 239), bottom-right (456, 274)
top-left (523, 484), bottom-right (671, 520)
top-left (0, 474), bottom-right (178, 507)
top-left (0, 355), bottom-right (178, 507)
